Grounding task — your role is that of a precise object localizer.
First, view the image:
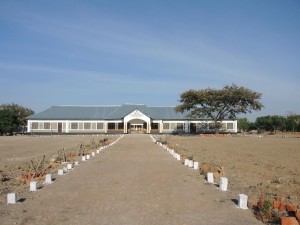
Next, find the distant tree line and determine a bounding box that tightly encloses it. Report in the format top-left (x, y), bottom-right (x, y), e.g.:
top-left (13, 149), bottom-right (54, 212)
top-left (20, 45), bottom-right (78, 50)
top-left (238, 114), bottom-right (300, 133)
top-left (0, 103), bottom-right (34, 135)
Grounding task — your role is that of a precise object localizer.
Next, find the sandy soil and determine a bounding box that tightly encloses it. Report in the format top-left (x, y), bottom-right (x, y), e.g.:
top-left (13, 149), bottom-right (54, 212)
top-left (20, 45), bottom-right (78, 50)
top-left (0, 134), bottom-right (117, 208)
top-left (158, 133), bottom-right (300, 207)
top-left (0, 135), bottom-right (111, 162)
top-left (0, 134), bottom-right (263, 225)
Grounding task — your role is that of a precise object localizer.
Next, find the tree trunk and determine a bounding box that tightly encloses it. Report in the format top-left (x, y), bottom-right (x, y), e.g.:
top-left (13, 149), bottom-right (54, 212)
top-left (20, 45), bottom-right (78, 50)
top-left (214, 120), bottom-right (220, 134)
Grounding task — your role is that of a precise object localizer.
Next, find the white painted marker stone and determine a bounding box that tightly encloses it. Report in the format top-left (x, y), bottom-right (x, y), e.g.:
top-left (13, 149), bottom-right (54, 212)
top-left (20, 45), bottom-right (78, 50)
top-left (58, 169), bottom-right (64, 175)
top-left (238, 194), bottom-right (248, 209)
top-left (45, 174), bottom-right (52, 184)
top-left (176, 154), bottom-right (181, 161)
top-left (207, 172), bottom-right (214, 183)
top-left (67, 163), bottom-right (73, 170)
top-left (86, 155), bottom-right (91, 160)
top-left (193, 162), bottom-right (199, 170)
top-left (82, 156), bottom-right (86, 161)
top-left (96, 150), bottom-right (100, 154)
top-left (30, 181), bottom-right (38, 191)
top-left (188, 160), bottom-right (194, 168)
top-left (7, 193), bottom-right (17, 204)
top-left (220, 177), bottom-right (228, 191)
top-left (92, 152), bottom-right (95, 157)
top-left (74, 161), bottom-right (79, 166)
top-left (63, 167), bottom-right (68, 173)
top-left (184, 159), bottom-right (189, 166)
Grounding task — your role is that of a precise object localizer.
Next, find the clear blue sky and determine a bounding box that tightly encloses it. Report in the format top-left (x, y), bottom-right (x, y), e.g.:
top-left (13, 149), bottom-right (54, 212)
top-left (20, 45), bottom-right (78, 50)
top-left (0, 0), bottom-right (299, 121)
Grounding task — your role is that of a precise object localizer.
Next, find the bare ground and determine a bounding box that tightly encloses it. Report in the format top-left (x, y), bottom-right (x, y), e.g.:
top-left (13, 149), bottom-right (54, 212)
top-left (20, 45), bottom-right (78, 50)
top-left (0, 134), bottom-right (117, 208)
top-left (158, 133), bottom-right (300, 210)
top-left (0, 134), bottom-right (264, 225)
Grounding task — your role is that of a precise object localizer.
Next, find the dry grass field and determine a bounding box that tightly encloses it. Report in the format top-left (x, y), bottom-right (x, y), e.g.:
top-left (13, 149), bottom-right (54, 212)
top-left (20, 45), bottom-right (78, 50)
top-left (0, 134), bottom-right (118, 212)
top-left (159, 133), bottom-right (300, 207)
top-left (0, 133), bottom-right (299, 224)
top-left (1, 134), bottom-right (264, 225)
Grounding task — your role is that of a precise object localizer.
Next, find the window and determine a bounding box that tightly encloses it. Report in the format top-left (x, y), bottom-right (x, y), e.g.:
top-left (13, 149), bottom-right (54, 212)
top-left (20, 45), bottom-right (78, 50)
top-left (163, 123), bottom-right (169, 130)
top-left (227, 123), bottom-right (234, 129)
top-left (71, 123), bottom-right (78, 130)
top-left (151, 123), bottom-right (158, 129)
top-left (38, 122), bottom-right (43, 130)
top-left (84, 123), bottom-right (91, 130)
top-left (108, 123), bottom-right (115, 130)
top-left (118, 123), bottom-right (124, 130)
top-left (32, 122), bottom-right (38, 129)
top-left (51, 122), bottom-right (57, 130)
top-left (97, 123), bottom-right (104, 130)
top-left (177, 123), bottom-right (184, 130)
top-left (196, 123), bottom-right (208, 131)
top-left (170, 123), bottom-right (177, 130)
top-left (44, 122), bottom-right (50, 129)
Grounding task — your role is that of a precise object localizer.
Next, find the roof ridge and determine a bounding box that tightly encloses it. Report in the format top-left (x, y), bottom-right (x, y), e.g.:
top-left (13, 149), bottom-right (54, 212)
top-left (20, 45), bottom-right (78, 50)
top-left (57, 105), bottom-right (121, 107)
top-left (148, 105), bottom-right (176, 107)
top-left (123, 103), bottom-right (146, 106)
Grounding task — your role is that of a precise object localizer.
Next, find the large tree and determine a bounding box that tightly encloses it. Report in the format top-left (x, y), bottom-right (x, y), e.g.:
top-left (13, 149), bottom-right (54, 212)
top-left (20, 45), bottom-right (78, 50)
top-left (0, 103), bottom-right (34, 135)
top-left (0, 103), bottom-right (34, 126)
top-left (286, 113), bottom-right (300, 132)
top-left (0, 109), bottom-right (18, 135)
top-left (256, 115), bottom-right (288, 133)
top-left (175, 84), bottom-right (263, 133)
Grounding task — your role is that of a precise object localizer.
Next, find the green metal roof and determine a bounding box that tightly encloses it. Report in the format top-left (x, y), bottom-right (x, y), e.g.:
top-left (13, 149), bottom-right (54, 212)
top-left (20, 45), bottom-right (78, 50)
top-left (28, 104), bottom-right (189, 120)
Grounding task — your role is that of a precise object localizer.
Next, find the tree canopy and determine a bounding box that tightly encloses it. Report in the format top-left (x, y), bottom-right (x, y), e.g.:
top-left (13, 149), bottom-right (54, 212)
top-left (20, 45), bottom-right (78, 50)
top-left (0, 109), bottom-right (18, 135)
top-left (176, 84), bottom-right (264, 132)
top-left (0, 103), bottom-right (34, 135)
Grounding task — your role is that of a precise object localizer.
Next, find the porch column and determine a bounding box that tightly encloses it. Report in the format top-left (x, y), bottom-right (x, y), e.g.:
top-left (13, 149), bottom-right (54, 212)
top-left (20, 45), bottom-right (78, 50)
top-left (66, 121), bottom-right (69, 133)
top-left (124, 122), bottom-right (127, 134)
top-left (184, 121), bottom-right (190, 133)
top-left (104, 122), bottom-right (108, 134)
top-left (27, 120), bottom-right (31, 132)
top-left (159, 121), bottom-right (163, 133)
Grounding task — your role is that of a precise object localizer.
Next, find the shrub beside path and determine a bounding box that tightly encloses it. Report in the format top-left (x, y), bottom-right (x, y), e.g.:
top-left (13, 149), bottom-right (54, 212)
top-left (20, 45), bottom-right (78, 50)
top-left (2, 134), bottom-right (263, 225)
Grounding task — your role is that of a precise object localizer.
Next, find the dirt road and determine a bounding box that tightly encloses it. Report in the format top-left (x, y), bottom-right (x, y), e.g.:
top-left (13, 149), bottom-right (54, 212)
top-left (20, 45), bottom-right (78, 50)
top-left (2, 134), bottom-right (262, 225)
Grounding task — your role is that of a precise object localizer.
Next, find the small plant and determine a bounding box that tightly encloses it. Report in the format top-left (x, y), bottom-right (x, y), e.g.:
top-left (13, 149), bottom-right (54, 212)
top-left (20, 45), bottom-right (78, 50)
top-left (261, 200), bottom-right (272, 216)
top-left (57, 149), bottom-right (67, 162)
top-left (161, 140), bottom-right (168, 145)
top-left (271, 177), bottom-right (280, 184)
top-left (254, 192), bottom-right (280, 224)
top-left (187, 155), bottom-right (193, 160)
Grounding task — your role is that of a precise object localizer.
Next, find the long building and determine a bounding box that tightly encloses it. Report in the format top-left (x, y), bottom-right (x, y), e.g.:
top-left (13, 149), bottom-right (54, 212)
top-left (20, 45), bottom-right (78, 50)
top-left (27, 104), bottom-right (237, 134)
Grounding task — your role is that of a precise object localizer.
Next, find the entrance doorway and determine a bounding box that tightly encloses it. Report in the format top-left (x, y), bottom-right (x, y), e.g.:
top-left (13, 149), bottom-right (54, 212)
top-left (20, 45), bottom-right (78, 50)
top-left (126, 118), bottom-right (150, 134)
top-left (58, 123), bottom-right (62, 134)
top-left (130, 124), bottom-right (143, 133)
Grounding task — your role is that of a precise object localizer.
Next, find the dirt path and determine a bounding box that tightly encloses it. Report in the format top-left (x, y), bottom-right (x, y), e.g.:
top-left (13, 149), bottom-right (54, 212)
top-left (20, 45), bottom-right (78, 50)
top-left (2, 134), bottom-right (262, 225)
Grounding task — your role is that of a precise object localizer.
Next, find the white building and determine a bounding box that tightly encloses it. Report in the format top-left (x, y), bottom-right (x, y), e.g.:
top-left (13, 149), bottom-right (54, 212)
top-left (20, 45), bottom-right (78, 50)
top-left (27, 104), bottom-right (237, 134)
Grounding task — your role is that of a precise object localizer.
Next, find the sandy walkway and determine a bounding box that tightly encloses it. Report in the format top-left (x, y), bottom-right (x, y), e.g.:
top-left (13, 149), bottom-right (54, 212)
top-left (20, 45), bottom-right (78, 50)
top-left (2, 134), bottom-right (262, 225)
